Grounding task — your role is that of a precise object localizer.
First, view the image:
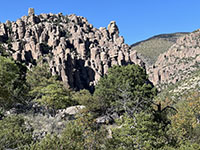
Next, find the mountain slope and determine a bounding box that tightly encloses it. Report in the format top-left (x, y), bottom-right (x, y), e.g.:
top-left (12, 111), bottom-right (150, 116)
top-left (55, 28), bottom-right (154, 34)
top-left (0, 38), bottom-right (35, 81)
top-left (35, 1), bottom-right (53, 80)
top-left (130, 32), bottom-right (188, 66)
top-left (148, 30), bottom-right (200, 89)
top-left (157, 69), bottom-right (200, 102)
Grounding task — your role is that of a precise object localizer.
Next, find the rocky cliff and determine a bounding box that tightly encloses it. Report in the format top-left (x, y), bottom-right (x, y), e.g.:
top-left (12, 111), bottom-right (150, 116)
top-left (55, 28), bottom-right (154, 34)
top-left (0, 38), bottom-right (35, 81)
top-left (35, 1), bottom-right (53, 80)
top-left (148, 30), bottom-right (200, 89)
top-left (0, 8), bottom-right (143, 91)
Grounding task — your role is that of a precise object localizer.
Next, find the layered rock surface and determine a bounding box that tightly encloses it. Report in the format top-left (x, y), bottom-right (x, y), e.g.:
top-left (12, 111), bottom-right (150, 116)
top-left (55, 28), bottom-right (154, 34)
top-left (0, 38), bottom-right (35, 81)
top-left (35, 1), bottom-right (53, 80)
top-left (0, 8), bottom-right (143, 91)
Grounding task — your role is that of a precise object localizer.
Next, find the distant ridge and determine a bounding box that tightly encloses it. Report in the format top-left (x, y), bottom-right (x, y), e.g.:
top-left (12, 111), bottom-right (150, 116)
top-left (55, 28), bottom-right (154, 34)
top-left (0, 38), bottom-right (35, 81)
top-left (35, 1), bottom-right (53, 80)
top-left (131, 32), bottom-right (189, 47)
top-left (148, 30), bottom-right (200, 89)
top-left (130, 32), bottom-right (189, 66)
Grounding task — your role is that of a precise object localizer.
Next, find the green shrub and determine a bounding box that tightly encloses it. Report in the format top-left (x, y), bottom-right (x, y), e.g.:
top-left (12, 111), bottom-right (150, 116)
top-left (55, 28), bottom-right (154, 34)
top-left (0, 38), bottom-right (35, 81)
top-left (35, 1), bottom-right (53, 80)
top-left (72, 89), bottom-right (98, 112)
top-left (28, 112), bottom-right (107, 150)
top-left (0, 115), bottom-right (33, 149)
top-left (25, 134), bottom-right (61, 150)
top-left (106, 112), bottom-right (176, 150)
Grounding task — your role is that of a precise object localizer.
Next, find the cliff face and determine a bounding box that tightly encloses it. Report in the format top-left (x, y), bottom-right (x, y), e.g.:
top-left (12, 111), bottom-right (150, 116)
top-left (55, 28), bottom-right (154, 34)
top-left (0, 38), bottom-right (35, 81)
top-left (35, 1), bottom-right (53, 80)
top-left (148, 30), bottom-right (200, 89)
top-left (0, 8), bottom-right (143, 91)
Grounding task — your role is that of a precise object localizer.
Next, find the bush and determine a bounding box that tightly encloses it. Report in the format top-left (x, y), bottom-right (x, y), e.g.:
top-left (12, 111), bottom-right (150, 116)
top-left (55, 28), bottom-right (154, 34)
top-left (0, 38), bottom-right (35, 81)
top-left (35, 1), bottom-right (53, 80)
top-left (169, 91), bottom-right (200, 144)
top-left (25, 134), bottom-right (62, 150)
top-left (0, 115), bottom-right (33, 149)
top-left (28, 112), bottom-right (107, 150)
top-left (72, 89), bottom-right (98, 112)
top-left (106, 112), bottom-right (176, 150)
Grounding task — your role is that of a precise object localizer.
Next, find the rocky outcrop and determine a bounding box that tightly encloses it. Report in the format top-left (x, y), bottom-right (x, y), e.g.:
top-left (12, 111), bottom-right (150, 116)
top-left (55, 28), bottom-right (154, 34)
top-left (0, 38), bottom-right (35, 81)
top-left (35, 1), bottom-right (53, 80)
top-left (148, 30), bottom-right (200, 89)
top-left (0, 8), bottom-right (144, 91)
top-left (28, 8), bottom-right (35, 16)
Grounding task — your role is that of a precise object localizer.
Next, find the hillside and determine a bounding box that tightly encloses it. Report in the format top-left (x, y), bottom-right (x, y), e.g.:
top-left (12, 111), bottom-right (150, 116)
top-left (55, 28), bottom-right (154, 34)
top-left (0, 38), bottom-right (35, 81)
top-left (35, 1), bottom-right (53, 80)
top-left (148, 30), bottom-right (200, 89)
top-left (157, 69), bottom-right (200, 102)
top-left (131, 32), bottom-right (188, 66)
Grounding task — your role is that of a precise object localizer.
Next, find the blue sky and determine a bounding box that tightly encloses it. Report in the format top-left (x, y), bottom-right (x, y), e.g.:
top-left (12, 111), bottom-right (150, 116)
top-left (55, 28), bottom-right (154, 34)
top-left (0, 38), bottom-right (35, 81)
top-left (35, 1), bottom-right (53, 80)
top-left (0, 0), bottom-right (200, 45)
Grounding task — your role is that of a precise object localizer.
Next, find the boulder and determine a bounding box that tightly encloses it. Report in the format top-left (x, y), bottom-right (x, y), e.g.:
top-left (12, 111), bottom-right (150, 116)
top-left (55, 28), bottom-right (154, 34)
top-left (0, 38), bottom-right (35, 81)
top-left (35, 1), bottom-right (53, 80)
top-left (63, 105), bottom-right (86, 115)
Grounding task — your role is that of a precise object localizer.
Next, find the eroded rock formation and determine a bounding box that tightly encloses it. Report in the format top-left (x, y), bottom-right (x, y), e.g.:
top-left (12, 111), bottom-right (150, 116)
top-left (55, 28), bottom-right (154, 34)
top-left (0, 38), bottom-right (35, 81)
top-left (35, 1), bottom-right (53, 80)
top-left (148, 30), bottom-right (200, 89)
top-left (0, 8), bottom-right (144, 91)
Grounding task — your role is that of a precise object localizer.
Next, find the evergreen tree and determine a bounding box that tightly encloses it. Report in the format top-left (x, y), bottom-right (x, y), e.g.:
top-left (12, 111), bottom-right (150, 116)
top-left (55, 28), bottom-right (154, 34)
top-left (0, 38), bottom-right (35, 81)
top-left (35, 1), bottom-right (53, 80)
top-left (0, 56), bottom-right (28, 109)
top-left (94, 64), bottom-right (157, 115)
top-left (27, 63), bottom-right (77, 109)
